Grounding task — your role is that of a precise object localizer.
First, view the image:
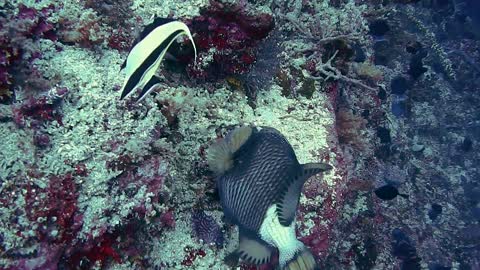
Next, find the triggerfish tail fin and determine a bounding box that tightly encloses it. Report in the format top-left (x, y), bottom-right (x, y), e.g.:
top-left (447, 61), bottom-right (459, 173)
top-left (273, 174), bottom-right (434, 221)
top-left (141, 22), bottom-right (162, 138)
top-left (280, 244), bottom-right (318, 270)
top-left (277, 162), bottom-right (332, 226)
top-left (119, 19), bottom-right (197, 101)
top-left (207, 125), bottom-right (253, 175)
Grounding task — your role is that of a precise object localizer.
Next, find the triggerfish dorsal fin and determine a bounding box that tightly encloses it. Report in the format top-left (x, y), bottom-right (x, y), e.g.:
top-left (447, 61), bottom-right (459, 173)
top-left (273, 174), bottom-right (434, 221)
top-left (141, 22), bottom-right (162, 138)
top-left (119, 19), bottom-right (197, 101)
top-left (207, 126), bottom-right (253, 175)
top-left (277, 162), bottom-right (332, 226)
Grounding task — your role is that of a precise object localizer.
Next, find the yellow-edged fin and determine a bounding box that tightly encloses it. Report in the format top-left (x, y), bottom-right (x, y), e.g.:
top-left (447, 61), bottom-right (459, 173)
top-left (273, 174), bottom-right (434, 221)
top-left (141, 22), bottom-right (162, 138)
top-left (228, 125), bottom-right (253, 154)
top-left (207, 126), bottom-right (253, 175)
top-left (120, 20), bottom-right (197, 100)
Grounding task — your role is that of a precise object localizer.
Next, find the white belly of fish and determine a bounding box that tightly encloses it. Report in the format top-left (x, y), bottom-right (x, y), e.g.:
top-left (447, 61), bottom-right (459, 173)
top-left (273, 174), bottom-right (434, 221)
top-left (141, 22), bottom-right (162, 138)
top-left (259, 204), bottom-right (304, 267)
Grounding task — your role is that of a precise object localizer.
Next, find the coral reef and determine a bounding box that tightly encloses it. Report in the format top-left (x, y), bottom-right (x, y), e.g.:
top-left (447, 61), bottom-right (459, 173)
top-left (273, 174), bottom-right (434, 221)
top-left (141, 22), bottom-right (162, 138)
top-left (0, 0), bottom-right (478, 269)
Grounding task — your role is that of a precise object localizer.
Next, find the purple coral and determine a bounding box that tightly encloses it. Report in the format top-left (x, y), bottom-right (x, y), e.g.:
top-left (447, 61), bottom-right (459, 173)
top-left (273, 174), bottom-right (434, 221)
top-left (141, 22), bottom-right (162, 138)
top-left (191, 210), bottom-right (224, 248)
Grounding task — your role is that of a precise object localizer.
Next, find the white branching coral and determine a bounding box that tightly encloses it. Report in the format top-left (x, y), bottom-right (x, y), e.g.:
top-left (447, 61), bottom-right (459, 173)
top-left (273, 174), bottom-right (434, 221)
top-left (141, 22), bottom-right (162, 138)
top-left (279, 0), bottom-right (368, 41)
top-left (306, 51), bottom-right (377, 91)
top-left (277, 0), bottom-right (375, 92)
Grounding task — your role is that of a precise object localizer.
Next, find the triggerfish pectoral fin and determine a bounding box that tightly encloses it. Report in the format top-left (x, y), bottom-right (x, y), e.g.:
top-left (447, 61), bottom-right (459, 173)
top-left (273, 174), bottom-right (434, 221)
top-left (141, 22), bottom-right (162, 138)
top-left (119, 20), bottom-right (197, 101)
top-left (277, 162), bottom-right (332, 226)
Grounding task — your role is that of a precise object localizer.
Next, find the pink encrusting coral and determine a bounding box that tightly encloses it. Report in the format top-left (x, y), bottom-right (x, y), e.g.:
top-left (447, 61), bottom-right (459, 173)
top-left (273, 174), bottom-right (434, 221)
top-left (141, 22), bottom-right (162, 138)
top-left (24, 173), bottom-right (79, 243)
top-left (7, 153), bottom-right (172, 269)
top-left (183, 1), bottom-right (275, 79)
top-left (12, 86), bottom-right (68, 128)
top-left (66, 232), bottom-right (122, 268)
top-left (15, 4), bottom-right (58, 40)
top-left (298, 119), bottom-right (351, 260)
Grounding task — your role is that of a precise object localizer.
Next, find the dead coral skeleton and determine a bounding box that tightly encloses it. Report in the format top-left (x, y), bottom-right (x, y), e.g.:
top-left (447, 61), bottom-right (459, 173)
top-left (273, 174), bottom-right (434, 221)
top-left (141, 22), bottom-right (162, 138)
top-left (277, 2), bottom-right (377, 91)
top-left (306, 50), bottom-right (377, 91)
top-left (280, 13), bottom-right (362, 43)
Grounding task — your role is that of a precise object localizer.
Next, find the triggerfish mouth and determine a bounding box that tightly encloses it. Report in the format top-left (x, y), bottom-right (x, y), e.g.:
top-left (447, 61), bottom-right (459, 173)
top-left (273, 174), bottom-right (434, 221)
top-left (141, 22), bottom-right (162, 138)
top-left (119, 18), bottom-right (197, 102)
top-left (207, 125), bottom-right (332, 270)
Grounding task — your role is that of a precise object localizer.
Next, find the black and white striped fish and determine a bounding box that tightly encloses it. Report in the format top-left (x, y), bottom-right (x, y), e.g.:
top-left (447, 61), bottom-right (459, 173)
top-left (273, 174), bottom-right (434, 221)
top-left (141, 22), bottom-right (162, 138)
top-left (207, 126), bottom-right (332, 270)
top-left (119, 18), bottom-right (197, 102)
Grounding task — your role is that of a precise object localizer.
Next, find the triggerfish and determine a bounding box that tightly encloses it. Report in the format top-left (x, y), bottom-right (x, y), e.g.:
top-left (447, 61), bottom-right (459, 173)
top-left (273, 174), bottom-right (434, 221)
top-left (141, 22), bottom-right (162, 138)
top-left (119, 18), bottom-right (197, 102)
top-left (207, 125), bottom-right (332, 270)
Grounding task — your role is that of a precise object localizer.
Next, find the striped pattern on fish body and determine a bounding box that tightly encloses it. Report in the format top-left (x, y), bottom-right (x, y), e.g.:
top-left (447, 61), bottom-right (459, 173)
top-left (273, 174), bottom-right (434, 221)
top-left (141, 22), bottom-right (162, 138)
top-left (119, 19), bottom-right (197, 102)
top-left (207, 126), bottom-right (332, 270)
